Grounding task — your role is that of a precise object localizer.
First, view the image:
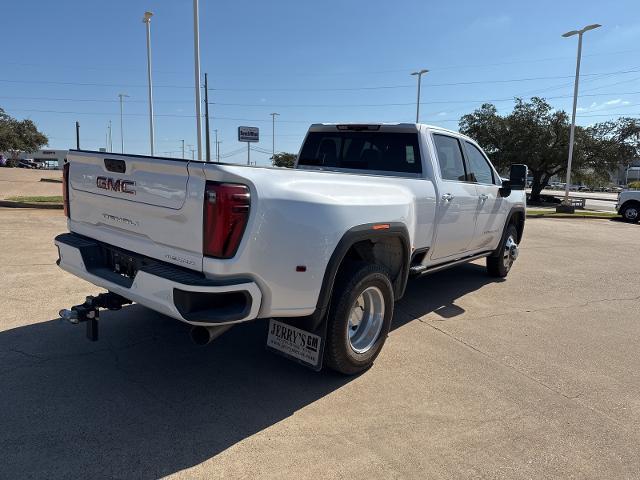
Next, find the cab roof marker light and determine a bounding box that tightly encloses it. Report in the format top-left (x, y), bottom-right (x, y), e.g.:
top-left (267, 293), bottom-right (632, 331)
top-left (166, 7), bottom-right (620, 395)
top-left (336, 124), bottom-right (381, 131)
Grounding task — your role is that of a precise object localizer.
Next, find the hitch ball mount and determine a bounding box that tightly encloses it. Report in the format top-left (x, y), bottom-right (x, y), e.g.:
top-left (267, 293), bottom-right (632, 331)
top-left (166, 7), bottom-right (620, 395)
top-left (59, 292), bottom-right (131, 341)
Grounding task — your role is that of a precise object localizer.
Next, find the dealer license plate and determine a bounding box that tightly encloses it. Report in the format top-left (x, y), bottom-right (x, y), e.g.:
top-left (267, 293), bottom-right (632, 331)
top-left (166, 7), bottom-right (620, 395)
top-left (267, 319), bottom-right (322, 368)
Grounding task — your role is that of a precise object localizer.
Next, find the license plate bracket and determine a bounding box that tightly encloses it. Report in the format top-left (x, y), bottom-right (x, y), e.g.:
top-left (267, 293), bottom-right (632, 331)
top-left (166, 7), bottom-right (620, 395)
top-left (104, 247), bottom-right (143, 279)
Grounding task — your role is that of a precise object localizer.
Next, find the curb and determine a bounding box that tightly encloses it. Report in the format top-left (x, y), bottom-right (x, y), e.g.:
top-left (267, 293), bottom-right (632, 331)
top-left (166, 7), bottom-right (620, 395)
top-left (0, 200), bottom-right (63, 210)
top-left (526, 213), bottom-right (618, 220)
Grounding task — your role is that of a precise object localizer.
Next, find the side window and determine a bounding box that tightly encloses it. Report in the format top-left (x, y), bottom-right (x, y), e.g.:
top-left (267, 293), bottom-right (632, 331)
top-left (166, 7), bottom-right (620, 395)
top-left (465, 142), bottom-right (494, 184)
top-left (433, 134), bottom-right (466, 182)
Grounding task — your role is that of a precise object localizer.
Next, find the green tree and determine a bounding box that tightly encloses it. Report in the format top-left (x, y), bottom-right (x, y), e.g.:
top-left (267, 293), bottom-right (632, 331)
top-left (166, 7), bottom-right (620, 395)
top-left (459, 98), bottom-right (634, 200)
top-left (0, 108), bottom-right (49, 165)
top-left (272, 152), bottom-right (296, 168)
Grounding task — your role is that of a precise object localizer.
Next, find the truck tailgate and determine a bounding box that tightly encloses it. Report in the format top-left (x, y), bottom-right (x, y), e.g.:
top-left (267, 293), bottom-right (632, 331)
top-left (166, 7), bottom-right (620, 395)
top-left (67, 151), bottom-right (205, 271)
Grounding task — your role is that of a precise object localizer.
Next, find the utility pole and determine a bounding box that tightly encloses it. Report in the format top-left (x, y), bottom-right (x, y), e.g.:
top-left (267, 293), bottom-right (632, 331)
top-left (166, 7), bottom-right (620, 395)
top-left (108, 120), bottom-right (113, 152)
top-left (143, 11), bottom-right (155, 156)
top-left (75, 121), bottom-right (80, 150)
top-left (187, 144), bottom-right (194, 160)
top-left (410, 69), bottom-right (429, 123)
top-left (192, 0), bottom-right (203, 160)
top-left (247, 143), bottom-right (250, 166)
top-left (204, 73), bottom-right (211, 161)
top-left (213, 129), bottom-right (218, 162)
top-left (270, 112), bottom-right (280, 161)
top-left (118, 93), bottom-right (129, 153)
top-left (181, 139), bottom-right (185, 159)
top-left (216, 140), bottom-right (222, 163)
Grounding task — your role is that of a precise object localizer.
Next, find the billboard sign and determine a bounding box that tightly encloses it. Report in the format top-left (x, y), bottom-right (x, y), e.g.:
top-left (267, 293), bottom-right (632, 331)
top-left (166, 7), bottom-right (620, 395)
top-left (238, 126), bottom-right (259, 143)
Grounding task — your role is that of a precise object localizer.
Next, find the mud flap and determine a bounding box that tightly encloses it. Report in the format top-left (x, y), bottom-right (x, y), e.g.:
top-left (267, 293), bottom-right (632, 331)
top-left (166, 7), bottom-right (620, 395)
top-left (266, 317), bottom-right (328, 371)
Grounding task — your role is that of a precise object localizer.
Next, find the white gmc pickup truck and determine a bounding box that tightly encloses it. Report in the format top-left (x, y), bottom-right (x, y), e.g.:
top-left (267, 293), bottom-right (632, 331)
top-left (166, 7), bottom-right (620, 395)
top-left (56, 123), bottom-right (527, 374)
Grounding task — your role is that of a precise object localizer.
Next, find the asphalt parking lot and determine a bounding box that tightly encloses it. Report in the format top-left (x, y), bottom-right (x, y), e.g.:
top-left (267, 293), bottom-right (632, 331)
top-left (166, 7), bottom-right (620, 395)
top-left (0, 208), bottom-right (638, 479)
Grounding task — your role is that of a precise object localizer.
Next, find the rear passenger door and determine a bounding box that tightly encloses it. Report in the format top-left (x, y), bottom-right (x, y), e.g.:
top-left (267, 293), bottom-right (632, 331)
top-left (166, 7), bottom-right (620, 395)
top-left (429, 134), bottom-right (479, 260)
top-left (463, 141), bottom-right (503, 251)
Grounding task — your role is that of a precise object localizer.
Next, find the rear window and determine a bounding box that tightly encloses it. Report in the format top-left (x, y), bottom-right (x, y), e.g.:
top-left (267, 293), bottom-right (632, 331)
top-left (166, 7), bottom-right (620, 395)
top-left (298, 132), bottom-right (422, 174)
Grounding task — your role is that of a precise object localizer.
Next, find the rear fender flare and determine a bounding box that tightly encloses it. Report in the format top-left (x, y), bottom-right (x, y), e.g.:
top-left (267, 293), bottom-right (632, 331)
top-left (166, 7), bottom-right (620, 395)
top-left (308, 222), bottom-right (410, 329)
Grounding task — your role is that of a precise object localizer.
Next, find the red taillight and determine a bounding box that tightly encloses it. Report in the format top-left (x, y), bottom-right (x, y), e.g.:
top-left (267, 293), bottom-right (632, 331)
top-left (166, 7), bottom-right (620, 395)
top-left (62, 162), bottom-right (70, 218)
top-left (203, 182), bottom-right (250, 258)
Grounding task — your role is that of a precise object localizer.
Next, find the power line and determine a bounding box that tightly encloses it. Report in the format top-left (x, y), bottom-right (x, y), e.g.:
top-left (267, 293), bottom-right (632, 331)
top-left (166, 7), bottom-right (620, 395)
top-left (5, 83), bottom-right (640, 109)
top-left (5, 47), bottom-right (640, 78)
top-left (0, 79), bottom-right (193, 89)
top-left (1, 66), bottom-right (639, 93)
top-left (6, 87), bottom-right (640, 112)
top-left (0, 95), bottom-right (192, 104)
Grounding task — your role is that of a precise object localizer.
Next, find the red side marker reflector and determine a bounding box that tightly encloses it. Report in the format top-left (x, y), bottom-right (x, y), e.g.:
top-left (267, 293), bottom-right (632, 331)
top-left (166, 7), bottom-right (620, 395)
top-left (372, 224), bottom-right (390, 230)
top-left (296, 265), bottom-right (307, 272)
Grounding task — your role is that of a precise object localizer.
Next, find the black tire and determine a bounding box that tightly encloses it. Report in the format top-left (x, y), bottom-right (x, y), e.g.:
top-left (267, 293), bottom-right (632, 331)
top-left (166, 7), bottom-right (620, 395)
top-left (620, 202), bottom-right (640, 223)
top-left (487, 224), bottom-right (519, 278)
top-left (324, 262), bottom-right (394, 375)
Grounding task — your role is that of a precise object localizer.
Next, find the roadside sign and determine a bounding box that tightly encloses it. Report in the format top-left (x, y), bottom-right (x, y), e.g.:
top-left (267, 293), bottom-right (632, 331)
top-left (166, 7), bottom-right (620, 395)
top-left (238, 126), bottom-right (259, 143)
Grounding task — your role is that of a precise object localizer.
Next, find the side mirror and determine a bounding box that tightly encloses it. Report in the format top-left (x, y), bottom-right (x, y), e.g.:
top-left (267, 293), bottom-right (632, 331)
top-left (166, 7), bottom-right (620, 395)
top-left (509, 164), bottom-right (528, 190)
top-left (498, 165), bottom-right (528, 197)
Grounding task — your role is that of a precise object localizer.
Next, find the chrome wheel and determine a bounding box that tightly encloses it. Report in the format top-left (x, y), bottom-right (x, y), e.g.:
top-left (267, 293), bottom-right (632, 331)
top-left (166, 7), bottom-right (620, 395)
top-left (347, 286), bottom-right (385, 354)
top-left (503, 235), bottom-right (519, 272)
top-left (623, 206), bottom-right (638, 221)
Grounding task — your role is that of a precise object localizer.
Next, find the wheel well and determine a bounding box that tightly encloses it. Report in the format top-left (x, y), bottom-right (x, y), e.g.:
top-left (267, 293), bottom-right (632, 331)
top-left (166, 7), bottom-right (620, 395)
top-left (620, 199), bottom-right (640, 211)
top-left (336, 237), bottom-right (407, 298)
top-left (508, 210), bottom-right (525, 242)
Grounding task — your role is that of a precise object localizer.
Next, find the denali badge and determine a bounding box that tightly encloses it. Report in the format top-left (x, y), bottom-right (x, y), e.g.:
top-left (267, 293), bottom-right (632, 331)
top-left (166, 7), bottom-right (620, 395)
top-left (96, 176), bottom-right (136, 195)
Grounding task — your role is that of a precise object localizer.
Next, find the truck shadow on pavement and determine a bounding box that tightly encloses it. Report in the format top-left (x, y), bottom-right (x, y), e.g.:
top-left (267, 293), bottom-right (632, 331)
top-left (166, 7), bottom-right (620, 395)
top-left (395, 262), bottom-right (503, 325)
top-left (0, 263), bottom-right (496, 479)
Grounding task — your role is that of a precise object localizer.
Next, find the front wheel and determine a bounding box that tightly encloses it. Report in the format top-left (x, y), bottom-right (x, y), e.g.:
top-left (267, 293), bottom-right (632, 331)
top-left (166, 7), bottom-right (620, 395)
top-left (621, 203), bottom-right (639, 223)
top-left (324, 262), bottom-right (394, 375)
top-left (487, 224), bottom-right (519, 278)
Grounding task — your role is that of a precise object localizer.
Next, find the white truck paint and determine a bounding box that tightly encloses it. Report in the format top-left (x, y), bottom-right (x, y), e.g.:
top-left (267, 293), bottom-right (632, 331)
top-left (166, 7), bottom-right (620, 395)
top-left (56, 123), bottom-right (526, 372)
top-left (616, 189), bottom-right (640, 222)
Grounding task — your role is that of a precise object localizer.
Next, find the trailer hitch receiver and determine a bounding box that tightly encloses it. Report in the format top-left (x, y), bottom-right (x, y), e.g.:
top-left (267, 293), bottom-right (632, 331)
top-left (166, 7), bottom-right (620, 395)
top-left (59, 292), bottom-right (131, 341)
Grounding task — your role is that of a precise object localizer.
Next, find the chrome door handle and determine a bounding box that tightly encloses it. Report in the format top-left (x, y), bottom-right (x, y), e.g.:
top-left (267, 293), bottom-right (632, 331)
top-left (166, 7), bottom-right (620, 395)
top-left (441, 193), bottom-right (454, 202)
top-left (479, 193), bottom-right (489, 201)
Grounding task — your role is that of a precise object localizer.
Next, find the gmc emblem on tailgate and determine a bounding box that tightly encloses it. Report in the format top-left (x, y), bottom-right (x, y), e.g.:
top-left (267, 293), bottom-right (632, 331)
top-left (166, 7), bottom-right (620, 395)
top-left (96, 176), bottom-right (136, 195)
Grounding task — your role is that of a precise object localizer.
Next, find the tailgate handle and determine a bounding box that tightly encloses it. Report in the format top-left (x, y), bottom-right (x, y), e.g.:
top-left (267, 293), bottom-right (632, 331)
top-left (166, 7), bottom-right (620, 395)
top-left (104, 158), bottom-right (126, 174)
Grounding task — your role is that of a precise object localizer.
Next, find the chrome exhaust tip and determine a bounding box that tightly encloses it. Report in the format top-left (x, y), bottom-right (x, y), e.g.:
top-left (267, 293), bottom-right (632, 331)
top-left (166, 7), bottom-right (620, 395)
top-left (190, 325), bottom-right (233, 346)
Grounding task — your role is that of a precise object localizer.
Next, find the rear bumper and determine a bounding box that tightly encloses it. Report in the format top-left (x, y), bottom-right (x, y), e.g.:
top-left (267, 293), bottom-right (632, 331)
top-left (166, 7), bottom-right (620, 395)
top-left (54, 233), bottom-right (262, 326)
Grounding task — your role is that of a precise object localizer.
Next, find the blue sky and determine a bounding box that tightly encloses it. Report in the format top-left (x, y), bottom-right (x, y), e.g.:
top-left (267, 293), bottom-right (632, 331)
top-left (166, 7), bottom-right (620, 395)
top-left (2, 0), bottom-right (640, 165)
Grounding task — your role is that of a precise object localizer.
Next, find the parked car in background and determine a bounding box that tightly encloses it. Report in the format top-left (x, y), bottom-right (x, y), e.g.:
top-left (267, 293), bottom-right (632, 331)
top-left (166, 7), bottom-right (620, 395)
top-left (17, 158), bottom-right (39, 169)
top-left (617, 190), bottom-right (640, 222)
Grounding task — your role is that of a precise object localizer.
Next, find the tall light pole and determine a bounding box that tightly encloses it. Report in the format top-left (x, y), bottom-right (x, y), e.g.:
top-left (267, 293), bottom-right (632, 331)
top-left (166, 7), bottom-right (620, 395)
top-left (204, 73), bottom-right (211, 161)
top-left (192, 0), bottom-right (203, 160)
top-left (181, 139), bottom-right (185, 159)
top-left (410, 69), bottom-right (429, 123)
top-left (143, 11), bottom-right (155, 156)
top-left (107, 120), bottom-right (113, 152)
top-left (118, 93), bottom-right (129, 153)
top-left (559, 23), bottom-right (601, 212)
top-left (270, 112), bottom-right (280, 161)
